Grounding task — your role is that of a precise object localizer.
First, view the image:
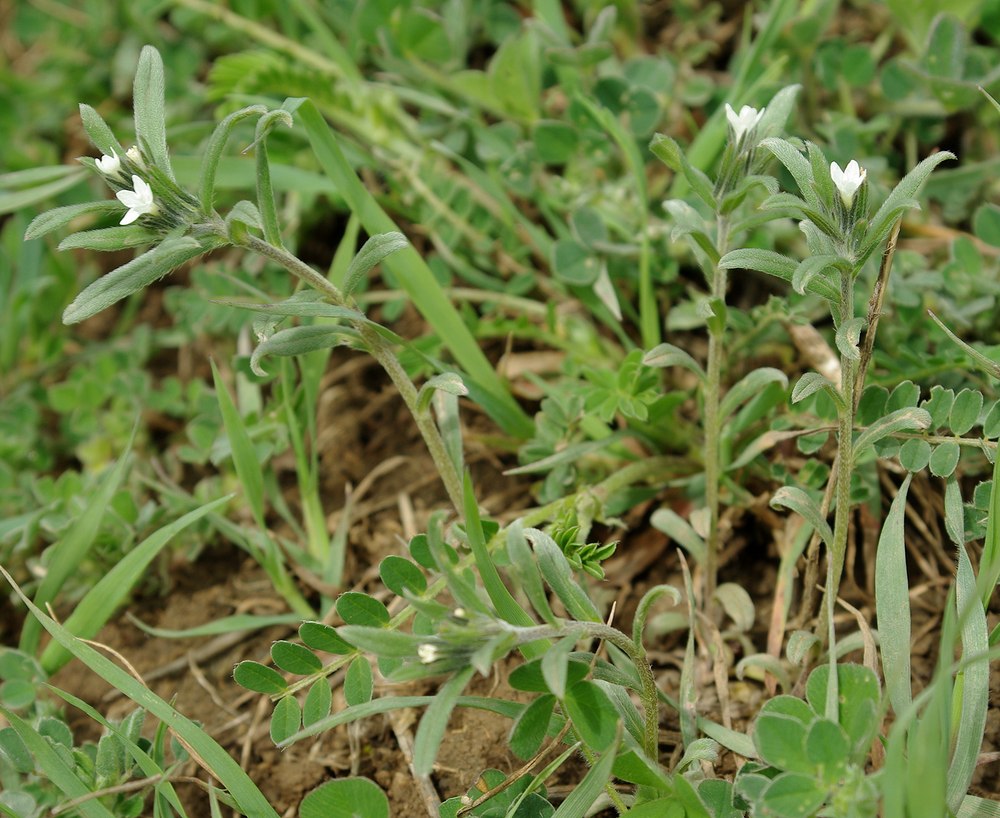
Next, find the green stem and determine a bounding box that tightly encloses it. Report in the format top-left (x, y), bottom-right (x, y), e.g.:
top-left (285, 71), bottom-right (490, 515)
top-left (238, 233), bottom-right (465, 513)
top-left (820, 272), bottom-right (858, 640)
top-left (703, 216), bottom-right (731, 606)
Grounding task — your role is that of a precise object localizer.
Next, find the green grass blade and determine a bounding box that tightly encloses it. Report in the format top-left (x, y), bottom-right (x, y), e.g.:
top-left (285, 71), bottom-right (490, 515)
top-left (875, 473), bottom-right (914, 715)
top-left (0, 566), bottom-right (281, 818)
top-left (413, 666), bottom-right (477, 776)
top-left (959, 795), bottom-right (1000, 817)
top-left (279, 694), bottom-right (524, 746)
top-left (297, 100), bottom-right (532, 437)
top-left (0, 709), bottom-right (117, 818)
top-left (129, 612), bottom-right (303, 638)
top-left (39, 496), bottom-right (232, 674)
top-left (20, 426), bottom-right (135, 655)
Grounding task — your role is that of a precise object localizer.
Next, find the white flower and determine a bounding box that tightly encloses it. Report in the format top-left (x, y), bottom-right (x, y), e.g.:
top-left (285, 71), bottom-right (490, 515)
top-left (725, 103), bottom-right (765, 142)
top-left (116, 175), bottom-right (156, 225)
top-left (95, 149), bottom-right (120, 175)
top-left (417, 643), bottom-right (440, 664)
top-left (126, 146), bottom-right (144, 166)
top-left (830, 160), bottom-right (867, 206)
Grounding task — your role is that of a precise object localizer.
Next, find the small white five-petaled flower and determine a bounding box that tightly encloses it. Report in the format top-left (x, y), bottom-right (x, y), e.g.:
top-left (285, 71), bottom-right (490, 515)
top-left (417, 643), bottom-right (440, 664)
top-left (95, 149), bottom-right (121, 175)
top-left (830, 160), bottom-right (866, 206)
top-left (724, 103), bottom-right (765, 143)
top-left (116, 175), bottom-right (156, 225)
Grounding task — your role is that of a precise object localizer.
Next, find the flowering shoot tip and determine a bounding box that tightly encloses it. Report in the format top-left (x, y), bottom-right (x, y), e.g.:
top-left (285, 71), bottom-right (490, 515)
top-left (417, 643), bottom-right (440, 664)
top-left (116, 175), bottom-right (157, 225)
top-left (725, 103), bottom-right (765, 143)
top-left (95, 149), bottom-right (121, 175)
top-left (830, 159), bottom-right (866, 206)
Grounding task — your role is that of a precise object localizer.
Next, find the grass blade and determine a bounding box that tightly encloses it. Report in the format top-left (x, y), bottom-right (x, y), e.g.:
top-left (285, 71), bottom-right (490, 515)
top-left (47, 686), bottom-right (190, 818)
top-left (39, 496), bottom-right (232, 673)
top-left (0, 566), bottom-right (281, 818)
top-left (297, 99), bottom-right (532, 437)
top-left (413, 666), bottom-right (477, 776)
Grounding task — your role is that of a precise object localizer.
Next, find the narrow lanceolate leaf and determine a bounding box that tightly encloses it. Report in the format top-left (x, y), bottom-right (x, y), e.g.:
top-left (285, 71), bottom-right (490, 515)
top-left (650, 508), bottom-right (706, 563)
top-left (507, 522), bottom-right (556, 626)
top-left (462, 476), bottom-right (534, 629)
top-left (835, 317), bottom-right (866, 362)
top-left (199, 105), bottom-right (268, 211)
top-left (719, 248), bottom-right (840, 301)
top-left (79, 104), bottom-right (125, 157)
top-left (133, 45), bottom-right (174, 180)
top-left (250, 325), bottom-right (353, 376)
top-left (528, 529), bottom-right (601, 623)
top-left (59, 226), bottom-right (160, 251)
top-left (413, 666), bottom-right (476, 776)
top-left (223, 298), bottom-right (364, 323)
top-left (24, 199), bottom-right (124, 240)
top-left (948, 542), bottom-right (989, 812)
top-left (719, 367), bottom-right (788, 420)
top-left (860, 151), bottom-right (955, 264)
top-left (771, 486), bottom-right (834, 550)
top-left (649, 133), bottom-right (715, 207)
top-left (792, 254), bottom-right (848, 295)
top-left (875, 473), bottom-right (913, 716)
top-left (853, 407), bottom-right (932, 454)
top-left (39, 496), bottom-right (231, 674)
top-left (643, 342), bottom-right (706, 381)
top-left (792, 372), bottom-right (845, 411)
top-left (0, 568), bottom-right (281, 818)
top-left (63, 237), bottom-right (205, 324)
top-left (760, 138), bottom-right (821, 209)
top-left (343, 232), bottom-right (409, 296)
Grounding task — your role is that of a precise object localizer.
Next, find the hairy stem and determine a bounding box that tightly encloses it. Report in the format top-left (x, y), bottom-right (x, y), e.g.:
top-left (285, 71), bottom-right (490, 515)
top-left (703, 215), bottom-right (731, 606)
top-left (819, 272), bottom-right (858, 641)
top-left (238, 233), bottom-right (465, 513)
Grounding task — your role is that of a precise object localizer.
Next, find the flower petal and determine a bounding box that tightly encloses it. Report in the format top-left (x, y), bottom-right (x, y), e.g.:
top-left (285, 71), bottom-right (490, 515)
top-left (119, 208), bottom-right (140, 226)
